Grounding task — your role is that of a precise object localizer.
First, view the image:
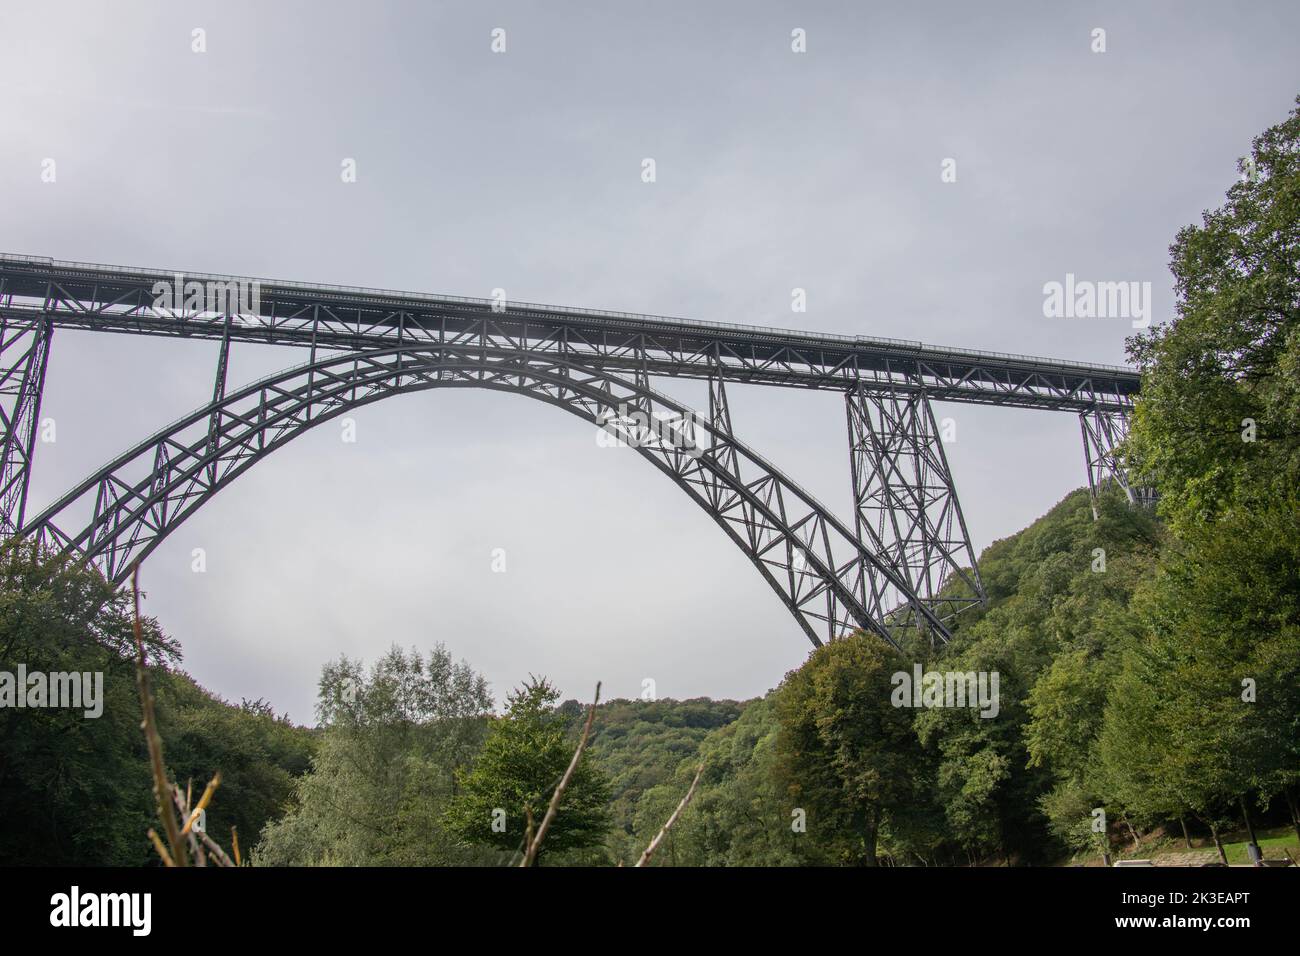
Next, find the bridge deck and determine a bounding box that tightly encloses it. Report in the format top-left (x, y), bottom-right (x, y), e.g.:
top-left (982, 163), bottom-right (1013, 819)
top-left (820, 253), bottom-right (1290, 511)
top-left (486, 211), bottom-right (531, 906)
top-left (0, 253), bottom-right (1139, 411)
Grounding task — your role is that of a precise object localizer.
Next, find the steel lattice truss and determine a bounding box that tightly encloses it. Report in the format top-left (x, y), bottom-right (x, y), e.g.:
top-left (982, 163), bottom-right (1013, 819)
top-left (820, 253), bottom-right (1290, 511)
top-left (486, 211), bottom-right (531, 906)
top-left (1079, 408), bottom-right (1157, 517)
top-left (0, 253), bottom-right (1155, 650)
top-left (20, 345), bottom-right (950, 646)
top-left (847, 385), bottom-right (985, 627)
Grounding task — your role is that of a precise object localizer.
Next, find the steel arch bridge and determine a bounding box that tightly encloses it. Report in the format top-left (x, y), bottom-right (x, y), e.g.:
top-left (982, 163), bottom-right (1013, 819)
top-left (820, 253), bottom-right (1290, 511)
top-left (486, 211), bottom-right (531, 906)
top-left (0, 254), bottom-right (1150, 647)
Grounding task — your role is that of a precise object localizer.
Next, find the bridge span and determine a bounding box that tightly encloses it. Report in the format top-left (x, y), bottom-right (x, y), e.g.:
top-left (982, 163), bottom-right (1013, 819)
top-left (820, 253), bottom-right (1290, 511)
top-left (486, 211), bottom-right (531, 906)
top-left (0, 254), bottom-right (1149, 647)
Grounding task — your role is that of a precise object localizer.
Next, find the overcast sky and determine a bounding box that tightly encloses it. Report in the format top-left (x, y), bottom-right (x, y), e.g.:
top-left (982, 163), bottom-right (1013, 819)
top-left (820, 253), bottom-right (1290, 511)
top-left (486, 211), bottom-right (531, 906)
top-left (1, 1), bottom-right (1297, 723)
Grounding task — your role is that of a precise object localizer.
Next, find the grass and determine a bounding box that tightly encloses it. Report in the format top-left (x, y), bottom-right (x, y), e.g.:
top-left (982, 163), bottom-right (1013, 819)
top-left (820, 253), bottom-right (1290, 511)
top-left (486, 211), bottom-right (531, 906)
top-left (1219, 828), bottom-right (1299, 865)
top-left (1066, 824), bottom-right (1299, 866)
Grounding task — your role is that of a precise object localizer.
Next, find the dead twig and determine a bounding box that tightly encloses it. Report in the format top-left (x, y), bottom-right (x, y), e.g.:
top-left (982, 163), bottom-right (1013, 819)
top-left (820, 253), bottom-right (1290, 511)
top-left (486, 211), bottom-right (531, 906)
top-left (520, 682), bottom-right (601, 867)
top-left (635, 764), bottom-right (704, 867)
top-left (170, 785), bottom-right (206, 867)
top-left (133, 566), bottom-right (188, 867)
top-left (181, 772), bottom-right (222, 836)
top-left (132, 566), bottom-right (237, 868)
top-left (198, 830), bottom-right (236, 867)
top-left (146, 829), bottom-right (175, 868)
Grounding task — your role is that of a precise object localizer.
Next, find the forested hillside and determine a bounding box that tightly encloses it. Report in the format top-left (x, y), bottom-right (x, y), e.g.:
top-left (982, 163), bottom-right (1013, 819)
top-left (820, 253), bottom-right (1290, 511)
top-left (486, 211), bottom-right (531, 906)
top-left (605, 487), bottom-right (1169, 866)
top-left (581, 697), bottom-right (743, 864)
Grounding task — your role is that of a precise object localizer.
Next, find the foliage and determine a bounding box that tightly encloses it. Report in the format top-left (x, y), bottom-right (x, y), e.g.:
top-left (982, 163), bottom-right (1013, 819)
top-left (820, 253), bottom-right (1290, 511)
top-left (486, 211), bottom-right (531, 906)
top-left (629, 695), bottom-right (813, 866)
top-left (254, 645), bottom-right (493, 866)
top-left (1107, 94), bottom-right (1300, 844)
top-left (1127, 96), bottom-right (1300, 532)
top-left (441, 677), bottom-right (611, 862)
top-left (580, 696), bottom-right (742, 865)
top-left (772, 632), bottom-right (922, 865)
top-left (0, 542), bottom-right (313, 866)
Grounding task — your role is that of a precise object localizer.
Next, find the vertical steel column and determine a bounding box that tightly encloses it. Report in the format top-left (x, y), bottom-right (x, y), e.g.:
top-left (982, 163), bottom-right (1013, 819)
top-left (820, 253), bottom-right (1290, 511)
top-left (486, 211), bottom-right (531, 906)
top-left (0, 310), bottom-right (53, 536)
top-left (846, 384), bottom-right (985, 630)
top-left (206, 313), bottom-right (233, 486)
top-left (306, 304), bottom-right (319, 422)
top-left (707, 365), bottom-right (739, 480)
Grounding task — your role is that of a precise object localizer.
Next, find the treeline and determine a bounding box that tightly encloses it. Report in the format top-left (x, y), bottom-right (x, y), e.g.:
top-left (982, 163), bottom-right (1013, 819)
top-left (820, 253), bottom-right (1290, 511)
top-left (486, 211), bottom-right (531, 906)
top-left (248, 478), bottom-right (1266, 866)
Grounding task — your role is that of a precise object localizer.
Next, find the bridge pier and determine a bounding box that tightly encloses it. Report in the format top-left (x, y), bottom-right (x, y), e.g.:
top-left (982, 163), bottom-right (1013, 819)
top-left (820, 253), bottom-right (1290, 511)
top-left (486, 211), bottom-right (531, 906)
top-left (846, 385), bottom-right (985, 631)
top-left (1079, 407), bottom-right (1155, 519)
top-left (706, 365), bottom-right (740, 482)
top-left (0, 309), bottom-right (53, 535)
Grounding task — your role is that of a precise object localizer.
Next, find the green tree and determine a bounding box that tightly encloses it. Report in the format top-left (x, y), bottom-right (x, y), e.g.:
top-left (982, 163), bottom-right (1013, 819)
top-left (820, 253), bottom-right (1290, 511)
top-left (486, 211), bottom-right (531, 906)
top-left (1098, 498), bottom-right (1300, 854)
top-left (631, 694), bottom-right (818, 866)
top-left (443, 677), bottom-right (611, 862)
top-left (773, 632), bottom-right (923, 866)
top-left (154, 680), bottom-right (314, 856)
top-left (254, 645), bottom-right (494, 866)
top-left (582, 696), bottom-right (742, 865)
top-left (0, 542), bottom-right (171, 865)
top-left (1127, 96), bottom-right (1300, 531)
top-left (1116, 95), bottom-right (1300, 846)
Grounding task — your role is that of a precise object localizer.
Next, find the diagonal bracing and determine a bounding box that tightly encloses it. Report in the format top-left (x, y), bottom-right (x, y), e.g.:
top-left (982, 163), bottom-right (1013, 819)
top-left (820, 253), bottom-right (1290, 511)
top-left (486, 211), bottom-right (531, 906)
top-left (1079, 407), bottom-right (1156, 518)
top-left (846, 384), bottom-right (985, 630)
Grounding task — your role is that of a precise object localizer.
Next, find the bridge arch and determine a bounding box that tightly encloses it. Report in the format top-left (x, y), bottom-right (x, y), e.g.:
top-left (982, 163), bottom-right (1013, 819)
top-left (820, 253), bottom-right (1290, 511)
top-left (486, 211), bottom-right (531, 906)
top-left (21, 344), bottom-right (949, 646)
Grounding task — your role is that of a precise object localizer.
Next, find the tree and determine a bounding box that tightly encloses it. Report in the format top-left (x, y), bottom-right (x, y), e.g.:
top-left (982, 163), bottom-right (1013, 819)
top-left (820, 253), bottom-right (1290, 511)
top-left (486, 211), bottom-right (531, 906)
top-left (630, 694), bottom-right (817, 866)
top-left (1117, 96), bottom-right (1300, 848)
top-left (254, 645), bottom-right (494, 866)
top-left (443, 677), bottom-right (611, 862)
top-left (582, 696), bottom-right (743, 865)
top-left (1127, 96), bottom-right (1300, 532)
top-left (773, 632), bottom-right (923, 866)
top-left (0, 541), bottom-right (173, 865)
top-left (1097, 498), bottom-right (1300, 855)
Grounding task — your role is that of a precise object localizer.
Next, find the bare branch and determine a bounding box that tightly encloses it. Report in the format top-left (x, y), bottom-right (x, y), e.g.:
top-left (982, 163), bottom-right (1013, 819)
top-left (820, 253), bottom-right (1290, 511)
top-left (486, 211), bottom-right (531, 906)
top-left (520, 682), bottom-right (601, 867)
top-left (635, 764), bottom-right (704, 867)
top-left (170, 785), bottom-right (206, 867)
top-left (146, 829), bottom-right (175, 868)
top-left (133, 566), bottom-right (188, 867)
top-left (181, 772), bottom-right (223, 836)
top-left (199, 830), bottom-right (236, 868)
